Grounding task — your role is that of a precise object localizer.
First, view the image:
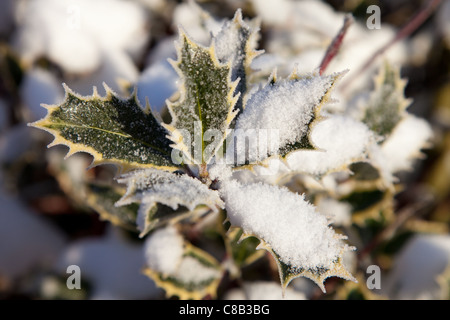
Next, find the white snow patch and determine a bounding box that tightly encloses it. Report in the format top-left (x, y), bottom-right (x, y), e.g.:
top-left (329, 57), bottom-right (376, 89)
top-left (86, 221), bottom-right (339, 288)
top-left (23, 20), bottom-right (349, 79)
top-left (136, 60), bottom-right (178, 112)
top-left (144, 225), bottom-right (184, 275)
top-left (221, 180), bottom-right (346, 270)
top-left (20, 68), bottom-right (64, 121)
top-left (286, 115), bottom-right (373, 175)
top-left (383, 234), bottom-right (450, 300)
top-left (57, 227), bottom-right (159, 299)
top-left (316, 197), bottom-right (352, 227)
top-left (0, 192), bottom-right (66, 281)
top-left (380, 115), bottom-right (433, 173)
top-left (225, 281), bottom-right (306, 300)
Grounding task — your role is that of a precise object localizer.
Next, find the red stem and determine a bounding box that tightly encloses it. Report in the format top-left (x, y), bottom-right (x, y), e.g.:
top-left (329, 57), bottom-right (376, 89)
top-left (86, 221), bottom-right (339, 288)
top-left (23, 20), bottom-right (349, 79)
top-left (340, 0), bottom-right (442, 92)
top-left (319, 14), bottom-right (354, 75)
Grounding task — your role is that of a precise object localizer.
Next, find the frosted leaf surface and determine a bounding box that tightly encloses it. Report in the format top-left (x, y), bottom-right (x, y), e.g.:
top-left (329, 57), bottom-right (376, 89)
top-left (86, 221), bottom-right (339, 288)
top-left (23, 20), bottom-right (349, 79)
top-left (117, 168), bottom-right (224, 212)
top-left (214, 9), bottom-right (261, 113)
top-left (286, 115), bottom-right (373, 175)
top-left (143, 225), bottom-right (223, 299)
top-left (221, 180), bottom-right (345, 269)
top-left (29, 85), bottom-right (177, 171)
top-left (221, 180), bottom-right (354, 291)
top-left (232, 71), bottom-right (343, 162)
top-left (165, 31), bottom-right (239, 164)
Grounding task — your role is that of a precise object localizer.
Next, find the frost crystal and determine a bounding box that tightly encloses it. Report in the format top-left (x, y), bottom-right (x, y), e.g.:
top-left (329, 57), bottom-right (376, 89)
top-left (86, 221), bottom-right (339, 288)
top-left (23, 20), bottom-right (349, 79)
top-left (117, 168), bottom-right (224, 211)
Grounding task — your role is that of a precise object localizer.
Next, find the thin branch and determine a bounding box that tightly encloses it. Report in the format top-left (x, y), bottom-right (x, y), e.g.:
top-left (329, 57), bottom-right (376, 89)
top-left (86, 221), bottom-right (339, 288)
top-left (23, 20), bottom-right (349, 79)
top-left (318, 14), bottom-right (354, 75)
top-left (340, 0), bottom-right (443, 93)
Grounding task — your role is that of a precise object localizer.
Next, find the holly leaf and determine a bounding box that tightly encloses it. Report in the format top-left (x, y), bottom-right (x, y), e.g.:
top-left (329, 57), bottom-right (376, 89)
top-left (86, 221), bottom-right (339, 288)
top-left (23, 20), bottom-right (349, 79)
top-left (229, 70), bottom-right (345, 166)
top-left (85, 183), bottom-right (138, 231)
top-left (164, 30), bottom-right (240, 165)
top-left (214, 9), bottom-right (262, 115)
top-left (116, 168), bottom-right (224, 236)
top-left (221, 180), bottom-right (355, 293)
top-left (362, 61), bottom-right (411, 140)
top-left (135, 202), bottom-right (211, 238)
top-left (29, 85), bottom-right (178, 172)
top-left (143, 227), bottom-right (223, 300)
top-left (224, 227), bottom-right (265, 278)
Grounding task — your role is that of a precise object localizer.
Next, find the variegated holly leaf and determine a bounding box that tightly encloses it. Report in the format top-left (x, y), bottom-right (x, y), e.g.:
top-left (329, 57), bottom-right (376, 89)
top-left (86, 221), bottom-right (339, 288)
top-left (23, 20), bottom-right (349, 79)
top-left (339, 188), bottom-right (394, 226)
top-left (221, 180), bottom-right (355, 293)
top-left (362, 61), bottom-right (411, 140)
top-left (29, 85), bottom-right (178, 172)
top-left (116, 168), bottom-right (224, 236)
top-left (214, 9), bottom-right (262, 115)
top-left (224, 227), bottom-right (265, 278)
top-left (164, 30), bottom-right (240, 165)
top-left (143, 226), bottom-right (223, 300)
top-left (85, 183), bottom-right (138, 231)
top-left (229, 70), bottom-right (345, 166)
top-left (135, 202), bottom-right (211, 238)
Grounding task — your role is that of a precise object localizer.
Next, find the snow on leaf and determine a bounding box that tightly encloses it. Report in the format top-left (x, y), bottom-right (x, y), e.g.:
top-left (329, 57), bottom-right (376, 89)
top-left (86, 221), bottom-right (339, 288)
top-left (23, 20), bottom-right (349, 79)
top-left (29, 84), bottom-right (178, 172)
top-left (116, 168), bottom-right (224, 236)
top-left (379, 115), bottom-right (433, 173)
top-left (286, 115), bottom-right (374, 176)
top-left (164, 30), bottom-right (240, 165)
top-left (143, 226), bottom-right (223, 299)
top-left (230, 70), bottom-right (345, 165)
top-left (135, 202), bottom-right (210, 238)
top-left (214, 9), bottom-right (262, 114)
top-left (220, 180), bottom-right (355, 292)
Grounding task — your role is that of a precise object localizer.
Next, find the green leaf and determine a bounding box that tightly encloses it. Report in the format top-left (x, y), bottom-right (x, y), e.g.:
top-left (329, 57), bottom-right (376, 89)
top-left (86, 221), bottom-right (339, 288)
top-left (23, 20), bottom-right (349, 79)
top-left (29, 84), bottom-right (179, 172)
top-left (164, 30), bottom-right (240, 165)
top-left (362, 61), bottom-right (411, 139)
top-left (135, 202), bottom-right (211, 238)
top-left (221, 179), bottom-right (356, 294)
top-left (340, 188), bottom-right (394, 226)
top-left (85, 183), bottom-right (138, 231)
top-left (116, 168), bottom-right (224, 237)
top-left (214, 9), bottom-right (262, 115)
top-left (230, 70), bottom-right (345, 167)
top-left (243, 233), bottom-right (355, 294)
top-left (278, 71), bottom-right (345, 157)
top-left (143, 242), bottom-right (223, 300)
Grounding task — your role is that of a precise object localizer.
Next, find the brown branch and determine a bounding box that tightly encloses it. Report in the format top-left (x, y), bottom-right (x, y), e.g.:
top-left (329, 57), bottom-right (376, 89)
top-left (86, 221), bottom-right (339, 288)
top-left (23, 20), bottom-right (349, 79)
top-left (340, 0), bottom-right (442, 93)
top-left (318, 14), bottom-right (354, 75)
